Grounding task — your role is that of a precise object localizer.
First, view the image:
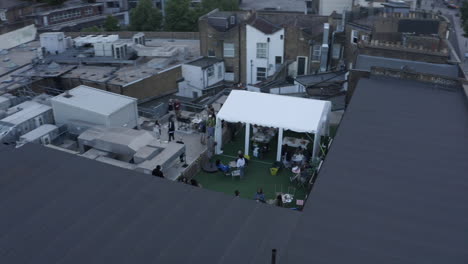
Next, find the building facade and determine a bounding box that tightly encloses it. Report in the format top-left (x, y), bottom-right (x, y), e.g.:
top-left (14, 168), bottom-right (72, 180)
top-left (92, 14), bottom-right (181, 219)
top-left (245, 19), bottom-right (284, 85)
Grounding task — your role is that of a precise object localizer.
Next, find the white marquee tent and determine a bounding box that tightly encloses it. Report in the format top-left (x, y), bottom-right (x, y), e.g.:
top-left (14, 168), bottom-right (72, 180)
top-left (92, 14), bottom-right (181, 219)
top-left (214, 90), bottom-right (332, 161)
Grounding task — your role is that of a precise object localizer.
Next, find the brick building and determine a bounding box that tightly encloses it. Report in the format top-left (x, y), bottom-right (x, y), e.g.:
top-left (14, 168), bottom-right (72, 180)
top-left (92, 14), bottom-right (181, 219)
top-left (199, 9), bottom-right (339, 85)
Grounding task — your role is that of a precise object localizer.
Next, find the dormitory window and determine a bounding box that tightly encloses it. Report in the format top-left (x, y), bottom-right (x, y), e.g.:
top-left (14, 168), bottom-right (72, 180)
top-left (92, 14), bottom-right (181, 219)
top-left (84, 8), bottom-right (93, 15)
top-left (223, 43), bottom-right (235, 58)
top-left (208, 49), bottom-right (215, 57)
top-left (207, 66), bottom-right (214, 78)
top-left (256, 43), bottom-right (267, 58)
top-left (332, 44), bottom-right (341, 59)
top-left (218, 65), bottom-right (222, 78)
top-left (351, 30), bottom-right (359, 44)
top-left (49, 10), bottom-right (81, 22)
top-left (256, 67), bottom-right (266, 81)
top-left (312, 45), bottom-right (321, 62)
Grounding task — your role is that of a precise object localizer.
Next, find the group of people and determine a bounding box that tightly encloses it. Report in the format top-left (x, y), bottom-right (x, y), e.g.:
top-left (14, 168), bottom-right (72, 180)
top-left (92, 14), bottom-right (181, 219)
top-left (248, 188), bottom-right (283, 207)
top-left (215, 151), bottom-right (247, 177)
top-left (178, 176), bottom-right (202, 187)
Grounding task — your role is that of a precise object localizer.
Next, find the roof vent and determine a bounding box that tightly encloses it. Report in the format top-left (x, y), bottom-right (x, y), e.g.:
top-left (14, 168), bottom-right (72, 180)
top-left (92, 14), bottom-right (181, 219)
top-left (64, 90), bottom-right (72, 98)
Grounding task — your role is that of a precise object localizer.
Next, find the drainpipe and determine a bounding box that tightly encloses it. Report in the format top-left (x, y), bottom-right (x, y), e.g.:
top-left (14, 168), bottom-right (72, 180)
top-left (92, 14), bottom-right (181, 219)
top-left (250, 59), bottom-right (253, 84)
top-left (267, 37), bottom-right (270, 77)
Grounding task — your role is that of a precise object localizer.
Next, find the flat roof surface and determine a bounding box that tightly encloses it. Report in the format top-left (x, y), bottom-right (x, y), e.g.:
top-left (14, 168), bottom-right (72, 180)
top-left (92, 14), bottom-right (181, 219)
top-left (1, 101), bottom-right (51, 125)
top-left (0, 143), bottom-right (301, 263)
top-left (355, 55), bottom-right (459, 78)
top-left (51, 85), bottom-right (136, 115)
top-left (240, 0), bottom-right (307, 12)
top-left (0, 41), bottom-right (39, 77)
top-left (187, 57), bottom-right (222, 68)
top-left (283, 76), bottom-right (468, 263)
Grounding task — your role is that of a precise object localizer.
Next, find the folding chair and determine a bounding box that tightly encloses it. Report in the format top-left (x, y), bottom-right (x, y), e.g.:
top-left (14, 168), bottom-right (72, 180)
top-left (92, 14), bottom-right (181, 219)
top-left (231, 169), bottom-right (241, 180)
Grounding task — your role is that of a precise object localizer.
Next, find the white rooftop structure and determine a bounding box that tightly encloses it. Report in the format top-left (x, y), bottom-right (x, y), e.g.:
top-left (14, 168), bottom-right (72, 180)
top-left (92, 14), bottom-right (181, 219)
top-left (74, 34), bottom-right (119, 47)
top-left (51, 85), bottom-right (139, 129)
top-left (1, 101), bottom-right (51, 125)
top-left (215, 90), bottom-right (331, 160)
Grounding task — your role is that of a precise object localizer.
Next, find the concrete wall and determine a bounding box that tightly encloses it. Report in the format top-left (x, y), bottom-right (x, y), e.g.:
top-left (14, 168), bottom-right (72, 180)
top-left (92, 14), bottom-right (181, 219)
top-left (246, 25), bottom-right (284, 85)
top-left (177, 61), bottom-right (225, 98)
top-left (122, 66), bottom-right (182, 100)
top-left (319, 0), bottom-right (353, 15)
top-left (0, 24), bottom-right (37, 50)
top-left (199, 18), bottom-right (243, 83)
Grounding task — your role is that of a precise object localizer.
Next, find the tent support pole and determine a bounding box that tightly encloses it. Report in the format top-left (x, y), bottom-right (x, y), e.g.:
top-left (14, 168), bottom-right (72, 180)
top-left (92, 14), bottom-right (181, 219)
top-left (244, 123), bottom-right (250, 156)
top-left (214, 117), bottom-right (222, 154)
top-left (276, 128), bottom-right (283, 162)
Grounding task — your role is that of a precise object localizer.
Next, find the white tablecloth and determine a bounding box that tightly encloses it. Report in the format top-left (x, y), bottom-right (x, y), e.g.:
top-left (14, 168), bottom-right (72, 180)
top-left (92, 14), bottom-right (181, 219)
top-left (283, 137), bottom-right (310, 149)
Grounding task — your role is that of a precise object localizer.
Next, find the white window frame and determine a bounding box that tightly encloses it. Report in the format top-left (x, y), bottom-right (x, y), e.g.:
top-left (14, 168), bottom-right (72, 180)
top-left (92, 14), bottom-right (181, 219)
top-left (351, 30), bottom-right (359, 44)
top-left (256, 67), bottom-right (266, 81)
top-left (256, 43), bottom-right (267, 59)
top-left (332, 43), bottom-right (341, 59)
top-left (218, 65), bottom-right (222, 78)
top-left (312, 45), bottom-right (321, 62)
top-left (207, 66), bottom-right (214, 78)
top-left (223, 43), bottom-right (235, 58)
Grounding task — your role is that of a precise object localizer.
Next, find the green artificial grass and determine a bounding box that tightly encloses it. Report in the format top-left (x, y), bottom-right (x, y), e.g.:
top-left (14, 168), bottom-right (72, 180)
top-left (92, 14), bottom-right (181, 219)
top-left (194, 128), bottom-right (314, 207)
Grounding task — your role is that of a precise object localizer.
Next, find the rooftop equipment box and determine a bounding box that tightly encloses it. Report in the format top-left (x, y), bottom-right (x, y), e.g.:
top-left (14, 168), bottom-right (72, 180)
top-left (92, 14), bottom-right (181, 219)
top-left (51, 85), bottom-right (138, 131)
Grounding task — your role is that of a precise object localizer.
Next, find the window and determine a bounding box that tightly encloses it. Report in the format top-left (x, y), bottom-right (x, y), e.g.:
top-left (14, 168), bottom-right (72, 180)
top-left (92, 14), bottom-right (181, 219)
top-left (223, 43), bottom-right (235, 58)
top-left (256, 67), bottom-right (266, 81)
top-left (207, 66), bottom-right (214, 77)
top-left (256, 43), bottom-right (267, 58)
top-left (218, 65), bottom-right (222, 78)
top-left (351, 30), bottom-right (358, 44)
top-left (361, 35), bottom-right (369, 42)
top-left (230, 15), bottom-right (236, 25)
top-left (0, 11), bottom-right (6, 21)
top-left (84, 8), bottom-right (93, 15)
top-left (208, 49), bottom-right (215, 57)
top-left (332, 43), bottom-right (341, 59)
top-left (312, 45), bottom-right (321, 62)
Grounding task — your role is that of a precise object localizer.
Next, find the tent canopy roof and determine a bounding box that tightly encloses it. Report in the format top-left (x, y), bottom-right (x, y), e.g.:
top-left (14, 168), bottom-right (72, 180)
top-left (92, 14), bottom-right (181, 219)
top-left (217, 90), bottom-right (331, 133)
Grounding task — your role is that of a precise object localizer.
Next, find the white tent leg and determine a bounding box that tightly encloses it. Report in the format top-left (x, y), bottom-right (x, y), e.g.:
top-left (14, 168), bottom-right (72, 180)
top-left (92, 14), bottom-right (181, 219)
top-left (276, 128), bottom-right (283, 162)
top-left (214, 118), bottom-right (222, 154)
top-left (312, 132), bottom-right (321, 161)
top-left (244, 123), bottom-right (250, 156)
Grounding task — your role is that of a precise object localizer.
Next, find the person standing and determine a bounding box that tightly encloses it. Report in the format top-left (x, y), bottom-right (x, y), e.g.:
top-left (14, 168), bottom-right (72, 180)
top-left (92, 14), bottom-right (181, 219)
top-left (236, 153), bottom-right (246, 178)
top-left (152, 165), bottom-right (164, 178)
top-left (153, 120), bottom-right (161, 139)
top-left (174, 99), bottom-right (181, 118)
top-left (167, 99), bottom-right (174, 114)
top-left (207, 115), bottom-right (216, 138)
top-left (234, 190), bottom-right (240, 197)
top-left (168, 117), bottom-right (175, 142)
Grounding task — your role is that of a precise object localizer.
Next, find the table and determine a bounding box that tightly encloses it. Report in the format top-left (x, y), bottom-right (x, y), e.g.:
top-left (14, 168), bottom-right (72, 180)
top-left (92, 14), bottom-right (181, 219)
top-left (251, 132), bottom-right (273, 143)
top-left (292, 154), bottom-right (304, 163)
top-left (281, 193), bottom-right (294, 204)
top-left (283, 137), bottom-right (310, 149)
top-left (229, 161), bottom-right (237, 168)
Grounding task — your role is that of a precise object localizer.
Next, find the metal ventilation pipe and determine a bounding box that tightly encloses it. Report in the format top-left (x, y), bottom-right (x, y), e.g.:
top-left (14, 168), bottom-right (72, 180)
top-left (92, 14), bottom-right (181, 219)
top-left (271, 249), bottom-right (277, 264)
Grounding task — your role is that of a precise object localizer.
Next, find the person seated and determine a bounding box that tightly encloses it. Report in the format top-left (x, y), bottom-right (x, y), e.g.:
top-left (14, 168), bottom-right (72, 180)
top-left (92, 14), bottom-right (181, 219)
top-left (275, 194), bottom-right (283, 207)
top-left (190, 178), bottom-right (202, 187)
top-left (215, 159), bottom-right (230, 173)
top-left (254, 188), bottom-right (266, 203)
top-left (152, 165), bottom-right (164, 178)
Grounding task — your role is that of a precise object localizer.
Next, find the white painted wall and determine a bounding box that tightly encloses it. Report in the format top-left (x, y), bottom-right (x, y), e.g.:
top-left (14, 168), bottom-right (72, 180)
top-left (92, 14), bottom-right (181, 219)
top-left (177, 61), bottom-right (225, 98)
top-left (270, 85), bottom-right (303, 94)
top-left (246, 25), bottom-right (284, 85)
top-left (319, 0), bottom-right (353, 15)
top-left (40, 32), bottom-right (67, 54)
top-left (0, 25), bottom-right (37, 50)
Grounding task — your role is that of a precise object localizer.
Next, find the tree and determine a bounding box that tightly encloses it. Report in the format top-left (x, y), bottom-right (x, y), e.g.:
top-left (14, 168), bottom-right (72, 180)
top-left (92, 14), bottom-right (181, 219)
top-left (165, 0), bottom-right (198, 31)
top-left (81, 26), bottom-right (102, 32)
top-left (103, 15), bottom-right (120, 31)
top-left (460, 2), bottom-right (468, 36)
top-left (201, 0), bottom-right (239, 12)
top-left (45, 0), bottom-right (66, 5)
top-left (129, 0), bottom-right (163, 31)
